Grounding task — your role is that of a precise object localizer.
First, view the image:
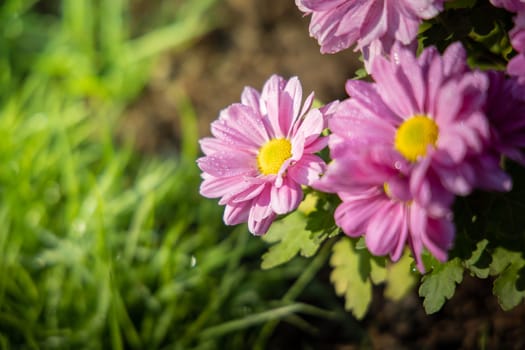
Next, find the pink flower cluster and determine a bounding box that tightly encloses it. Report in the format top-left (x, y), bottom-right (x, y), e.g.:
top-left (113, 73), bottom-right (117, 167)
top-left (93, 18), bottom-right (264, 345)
top-left (315, 43), bottom-right (522, 271)
top-left (198, 1), bottom-right (525, 272)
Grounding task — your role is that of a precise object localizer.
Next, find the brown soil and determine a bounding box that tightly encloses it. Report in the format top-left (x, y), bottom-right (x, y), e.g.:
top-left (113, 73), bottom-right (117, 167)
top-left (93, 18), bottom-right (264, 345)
top-left (122, 0), bottom-right (360, 153)
top-left (123, 1), bottom-right (525, 348)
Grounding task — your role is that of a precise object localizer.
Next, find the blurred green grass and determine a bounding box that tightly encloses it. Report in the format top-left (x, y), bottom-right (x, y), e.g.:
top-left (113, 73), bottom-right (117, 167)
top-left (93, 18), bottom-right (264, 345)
top-left (0, 1), bottom-right (347, 349)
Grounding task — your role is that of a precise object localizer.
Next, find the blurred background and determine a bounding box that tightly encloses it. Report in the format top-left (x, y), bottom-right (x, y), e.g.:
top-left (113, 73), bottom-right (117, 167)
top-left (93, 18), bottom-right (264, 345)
top-left (0, 0), bottom-right (523, 349)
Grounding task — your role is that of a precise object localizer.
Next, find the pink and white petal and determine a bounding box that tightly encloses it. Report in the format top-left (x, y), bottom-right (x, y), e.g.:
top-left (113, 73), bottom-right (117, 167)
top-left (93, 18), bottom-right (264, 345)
top-left (423, 216), bottom-right (455, 263)
top-left (334, 192), bottom-right (385, 237)
top-left (394, 11), bottom-right (421, 44)
top-left (226, 182), bottom-right (267, 204)
top-left (223, 201), bottom-right (251, 225)
top-left (240, 86), bottom-right (261, 111)
top-left (261, 75), bottom-right (286, 138)
top-left (199, 137), bottom-right (255, 156)
top-left (441, 42), bottom-right (468, 77)
top-left (366, 201), bottom-right (406, 257)
top-left (397, 42), bottom-right (426, 111)
top-left (304, 136), bottom-right (328, 153)
top-left (225, 104), bottom-right (271, 145)
top-left (329, 100), bottom-right (397, 144)
top-left (408, 202), bottom-right (428, 272)
top-left (391, 206), bottom-right (410, 261)
top-left (288, 154), bottom-right (326, 185)
top-left (294, 109), bottom-right (324, 147)
top-left (200, 174), bottom-right (252, 199)
top-left (299, 92), bottom-right (316, 120)
top-left (212, 104), bottom-right (268, 148)
top-left (284, 77), bottom-right (303, 130)
top-left (291, 130), bottom-right (306, 161)
top-left (197, 151), bottom-right (257, 178)
top-left (410, 158), bottom-right (454, 217)
top-left (248, 212), bottom-right (277, 236)
top-left (249, 184), bottom-right (273, 222)
top-left (335, 0), bottom-right (372, 37)
top-left (248, 187), bottom-right (276, 235)
top-left (372, 55), bottom-right (419, 119)
top-left (270, 178), bottom-right (303, 215)
top-left (358, 0), bottom-right (388, 48)
top-left (425, 52), bottom-right (445, 116)
top-left (344, 80), bottom-right (400, 125)
top-left (434, 162), bottom-right (475, 196)
top-left (436, 130), bottom-right (467, 163)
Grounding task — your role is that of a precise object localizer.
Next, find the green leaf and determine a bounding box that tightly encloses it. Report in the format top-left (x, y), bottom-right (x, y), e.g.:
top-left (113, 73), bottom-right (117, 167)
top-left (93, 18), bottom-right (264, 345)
top-left (463, 239), bottom-right (491, 279)
top-left (261, 211), bottom-right (320, 270)
top-left (419, 258), bottom-right (464, 314)
top-left (490, 248), bottom-right (525, 310)
top-left (370, 257), bottom-right (387, 285)
top-left (329, 237), bottom-right (372, 319)
top-left (384, 250), bottom-right (417, 301)
top-left (304, 192), bottom-right (340, 245)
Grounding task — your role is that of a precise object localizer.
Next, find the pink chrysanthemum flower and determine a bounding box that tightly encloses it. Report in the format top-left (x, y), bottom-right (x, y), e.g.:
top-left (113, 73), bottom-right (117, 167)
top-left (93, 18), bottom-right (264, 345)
top-left (328, 42), bottom-right (511, 217)
top-left (295, 0), bottom-right (446, 58)
top-left (485, 71), bottom-right (525, 164)
top-left (315, 136), bottom-right (454, 272)
top-left (197, 75), bottom-right (329, 235)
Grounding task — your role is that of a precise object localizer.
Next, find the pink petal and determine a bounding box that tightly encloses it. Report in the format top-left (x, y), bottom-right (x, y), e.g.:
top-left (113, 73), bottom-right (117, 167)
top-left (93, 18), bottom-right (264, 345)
top-left (240, 86), bottom-right (261, 111)
top-left (197, 151), bottom-right (256, 178)
top-left (288, 154), bottom-right (326, 185)
top-left (294, 109), bottom-right (324, 147)
top-left (200, 174), bottom-right (252, 199)
top-left (423, 216), bottom-right (454, 263)
top-left (270, 178), bottom-right (303, 214)
top-left (372, 55), bottom-right (418, 119)
top-left (366, 200), bottom-right (406, 257)
top-left (212, 104), bottom-right (268, 148)
top-left (261, 75), bottom-right (286, 138)
top-left (334, 190), bottom-right (385, 237)
top-left (224, 201), bottom-right (251, 225)
top-left (283, 77), bottom-right (303, 135)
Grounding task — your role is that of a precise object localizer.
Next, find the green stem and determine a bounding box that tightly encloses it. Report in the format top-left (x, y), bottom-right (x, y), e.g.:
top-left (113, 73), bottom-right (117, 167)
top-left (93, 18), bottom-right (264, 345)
top-left (255, 239), bottom-right (335, 350)
top-left (199, 303), bottom-right (336, 339)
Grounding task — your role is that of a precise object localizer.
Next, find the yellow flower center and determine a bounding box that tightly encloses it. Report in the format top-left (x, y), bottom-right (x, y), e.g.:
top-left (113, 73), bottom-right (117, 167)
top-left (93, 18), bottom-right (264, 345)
top-left (383, 182), bottom-right (392, 197)
top-left (257, 138), bottom-right (292, 175)
top-left (394, 115), bottom-right (439, 162)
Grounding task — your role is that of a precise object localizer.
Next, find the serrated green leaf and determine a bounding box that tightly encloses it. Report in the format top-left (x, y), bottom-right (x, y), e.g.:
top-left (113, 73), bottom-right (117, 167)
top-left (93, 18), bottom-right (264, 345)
top-left (261, 211), bottom-right (319, 270)
top-left (370, 257), bottom-right (387, 285)
top-left (464, 239), bottom-right (491, 278)
top-left (385, 250), bottom-right (417, 301)
top-left (304, 192), bottom-right (339, 245)
top-left (329, 238), bottom-right (372, 319)
top-left (491, 249), bottom-right (525, 310)
top-left (419, 258), bottom-right (464, 314)
top-left (489, 247), bottom-right (516, 276)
